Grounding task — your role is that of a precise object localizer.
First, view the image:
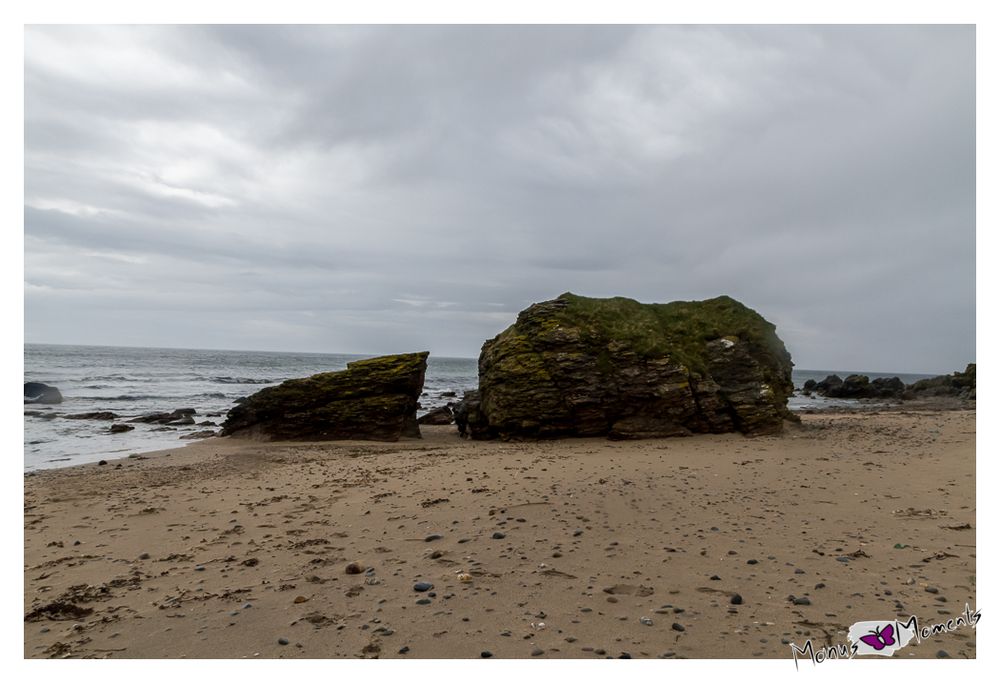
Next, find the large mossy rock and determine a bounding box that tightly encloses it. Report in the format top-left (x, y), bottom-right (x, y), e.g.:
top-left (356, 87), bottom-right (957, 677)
top-left (221, 352), bottom-right (428, 441)
top-left (462, 293), bottom-right (794, 439)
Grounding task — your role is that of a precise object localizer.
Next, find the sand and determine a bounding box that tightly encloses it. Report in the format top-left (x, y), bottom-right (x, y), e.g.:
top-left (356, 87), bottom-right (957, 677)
top-left (23, 408), bottom-right (976, 659)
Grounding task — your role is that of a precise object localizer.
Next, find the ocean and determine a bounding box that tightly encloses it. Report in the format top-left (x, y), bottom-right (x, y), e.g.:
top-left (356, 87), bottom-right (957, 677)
top-left (23, 343), bottom-right (936, 472)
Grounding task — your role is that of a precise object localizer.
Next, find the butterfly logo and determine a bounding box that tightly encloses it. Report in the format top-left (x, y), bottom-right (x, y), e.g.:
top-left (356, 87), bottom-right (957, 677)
top-left (858, 623), bottom-right (896, 651)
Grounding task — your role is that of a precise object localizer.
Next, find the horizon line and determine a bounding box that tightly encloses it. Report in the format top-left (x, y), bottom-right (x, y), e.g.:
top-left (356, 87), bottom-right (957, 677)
top-left (23, 341), bottom-right (964, 377)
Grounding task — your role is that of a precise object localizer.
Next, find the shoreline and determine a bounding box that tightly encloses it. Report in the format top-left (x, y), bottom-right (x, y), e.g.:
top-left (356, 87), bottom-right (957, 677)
top-left (24, 409), bottom-right (975, 659)
top-left (24, 397), bottom-right (974, 476)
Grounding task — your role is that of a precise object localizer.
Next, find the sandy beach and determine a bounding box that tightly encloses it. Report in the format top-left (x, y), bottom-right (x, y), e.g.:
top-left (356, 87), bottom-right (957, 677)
top-left (23, 408), bottom-right (976, 660)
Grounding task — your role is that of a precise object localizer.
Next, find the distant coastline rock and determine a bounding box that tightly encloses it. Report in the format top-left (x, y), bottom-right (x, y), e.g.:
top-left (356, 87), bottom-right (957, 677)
top-left (812, 374), bottom-right (905, 399)
top-left (455, 293), bottom-right (794, 440)
top-left (902, 363), bottom-right (976, 401)
top-left (24, 382), bottom-right (63, 405)
top-left (815, 374), bottom-right (843, 395)
top-left (417, 406), bottom-right (454, 425)
top-left (220, 352), bottom-right (429, 441)
top-left (128, 408), bottom-right (198, 425)
top-left (806, 365), bottom-right (974, 401)
top-left (64, 411), bottom-right (119, 420)
top-left (109, 423), bottom-right (134, 434)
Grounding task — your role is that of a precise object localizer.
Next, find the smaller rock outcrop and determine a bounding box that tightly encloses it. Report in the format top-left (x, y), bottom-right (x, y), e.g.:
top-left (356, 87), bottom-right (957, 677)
top-left (807, 374), bottom-right (905, 399)
top-left (453, 390), bottom-right (488, 439)
top-left (902, 364), bottom-right (976, 400)
top-left (24, 382), bottom-right (63, 405)
top-left (128, 409), bottom-right (197, 424)
top-left (180, 430), bottom-right (217, 440)
top-left (417, 406), bottom-right (454, 425)
top-left (221, 352), bottom-right (429, 441)
top-left (805, 365), bottom-right (974, 402)
top-left (815, 375), bottom-right (844, 395)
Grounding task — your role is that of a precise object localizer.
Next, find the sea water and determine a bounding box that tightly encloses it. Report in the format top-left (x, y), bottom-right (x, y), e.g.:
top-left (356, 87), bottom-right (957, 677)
top-left (23, 343), bottom-right (934, 472)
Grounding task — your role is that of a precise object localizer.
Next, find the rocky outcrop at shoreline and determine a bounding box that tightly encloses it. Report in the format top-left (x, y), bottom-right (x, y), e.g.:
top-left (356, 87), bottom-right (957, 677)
top-left (417, 406), bottom-right (454, 425)
top-left (221, 352), bottom-right (429, 441)
top-left (902, 363), bottom-right (976, 401)
top-left (805, 374), bottom-right (905, 399)
top-left (803, 364), bottom-right (975, 401)
top-left (24, 382), bottom-right (63, 405)
top-left (455, 293), bottom-right (794, 440)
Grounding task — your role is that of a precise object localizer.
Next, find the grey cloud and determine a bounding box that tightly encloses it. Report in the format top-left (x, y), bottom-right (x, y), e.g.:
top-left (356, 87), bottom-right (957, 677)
top-left (24, 25), bottom-right (974, 372)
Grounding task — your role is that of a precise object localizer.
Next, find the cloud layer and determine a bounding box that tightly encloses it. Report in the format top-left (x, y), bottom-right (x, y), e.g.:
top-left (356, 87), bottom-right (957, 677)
top-left (25, 25), bottom-right (975, 372)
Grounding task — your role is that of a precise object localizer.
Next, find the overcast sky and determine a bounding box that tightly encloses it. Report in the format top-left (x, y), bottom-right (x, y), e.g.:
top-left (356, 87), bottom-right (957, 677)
top-left (24, 25), bottom-right (974, 373)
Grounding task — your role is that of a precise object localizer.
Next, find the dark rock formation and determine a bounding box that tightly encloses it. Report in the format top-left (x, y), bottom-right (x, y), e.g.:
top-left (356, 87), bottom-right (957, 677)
top-left (24, 382), bottom-right (63, 405)
top-left (128, 409), bottom-right (197, 425)
top-left (221, 352), bottom-right (428, 441)
top-left (812, 374), bottom-right (915, 400)
top-left (815, 375), bottom-right (843, 394)
top-left (109, 423), bottom-right (134, 434)
top-left (458, 293), bottom-right (794, 440)
top-left (871, 376), bottom-right (906, 397)
top-left (417, 406), bottom-right (454, 425)
top-left (825, 374), bottom-right (876, 398)
top-left (64, 411), bottom-right (119, 420)
top-left (24, 410), bottom-right (58, 419)
top-left (453, 390), bottom-right (487, 438)
top-left (903, 364), bottom-right (976, 400)
top-left (180, 430), bottom-right (217, 440)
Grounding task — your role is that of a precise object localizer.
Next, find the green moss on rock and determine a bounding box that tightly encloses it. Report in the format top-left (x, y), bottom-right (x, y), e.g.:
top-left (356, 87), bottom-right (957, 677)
top-left (467, 293), bottom-right (794, 439)
top-left (221, 352), bottom-right (428, 441)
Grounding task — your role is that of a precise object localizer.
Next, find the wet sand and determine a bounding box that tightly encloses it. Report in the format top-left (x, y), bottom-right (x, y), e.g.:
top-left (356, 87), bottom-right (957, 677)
top-left (23, 409), bottom-right (976, 659)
